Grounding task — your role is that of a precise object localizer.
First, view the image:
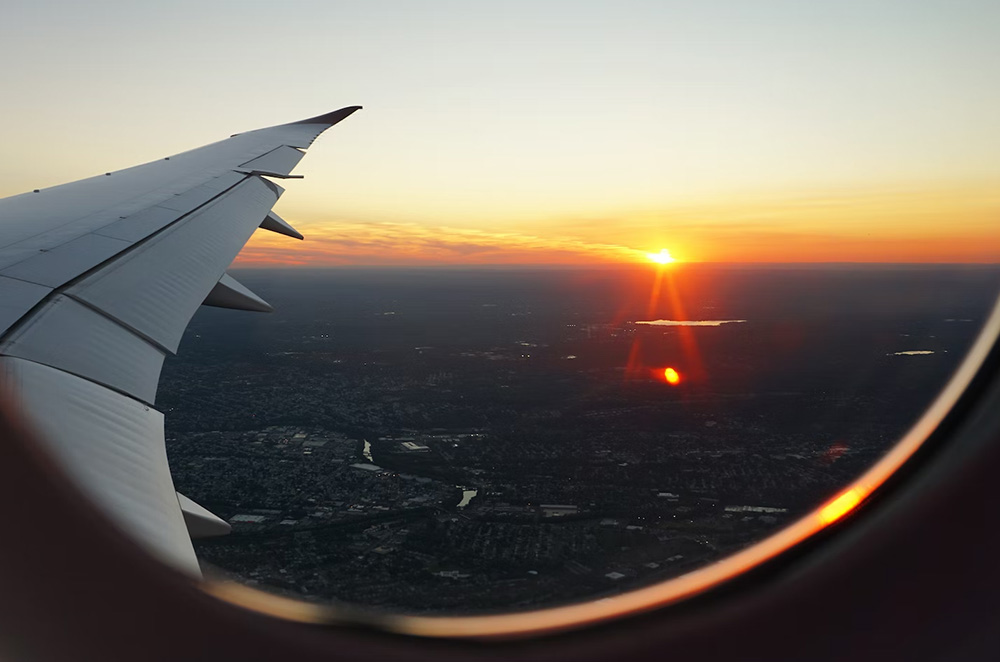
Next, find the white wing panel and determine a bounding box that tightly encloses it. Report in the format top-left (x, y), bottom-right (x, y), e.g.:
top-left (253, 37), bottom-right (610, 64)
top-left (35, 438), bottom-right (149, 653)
top-left (0, 210), bottom-right (118, 255)
top-left (0, 172), bottom-right (249, 270)
top-left (0, 143), bottom-right (265, 250)
top-left (0, 233), bottom-right (131, 288)
top-left (0, 276), bottom-right (50, 335)
top-left (67, 176), bottom-right (279, 353)
top-left (0, 245), bottom-right (46, 269)
top-left (0, 357), bottom-right (198, 575)
top-left (0, 106), bottom-right (361, 576)
top-left (0, 107), bottom-right (359, 263)
top-left (0, 295), bottom-right (165, 403)
top-left (154, 174), bottom-right (242, 213)
top-left (0, 176), bottom-right (197, 252)
top-left (237, 145), bottom-right (306, 176)
top-left (92, 206), bottom-right (182, 243)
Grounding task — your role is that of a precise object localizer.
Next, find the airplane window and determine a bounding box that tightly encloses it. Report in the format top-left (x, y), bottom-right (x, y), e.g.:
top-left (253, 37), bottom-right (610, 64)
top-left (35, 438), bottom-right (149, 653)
top-left (2, 0), bottom-right (996, 642)
top-left (149, 3), bottom-right (1000, 632)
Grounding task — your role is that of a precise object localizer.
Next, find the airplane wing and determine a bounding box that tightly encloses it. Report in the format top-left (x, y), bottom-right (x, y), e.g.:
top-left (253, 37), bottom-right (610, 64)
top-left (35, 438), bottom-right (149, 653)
top-left (0, 107), bottom-right (361, 576)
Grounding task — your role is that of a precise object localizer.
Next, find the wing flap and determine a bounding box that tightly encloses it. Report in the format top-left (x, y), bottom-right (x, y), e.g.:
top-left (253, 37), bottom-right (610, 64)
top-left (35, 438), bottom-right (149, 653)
top-left (66, 177), bottom-right (279, 353)
top-left (0, 295), bottom-right (166, 403)
top-left (0, 357), bottom-right (198, 575)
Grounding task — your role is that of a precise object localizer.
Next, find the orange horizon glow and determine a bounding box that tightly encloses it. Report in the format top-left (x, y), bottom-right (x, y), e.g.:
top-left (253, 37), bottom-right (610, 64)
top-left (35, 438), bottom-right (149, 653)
top-left (236, 225), bottom-right (1000, 267)
top-left (238, 183), bottom-right (1000, 267)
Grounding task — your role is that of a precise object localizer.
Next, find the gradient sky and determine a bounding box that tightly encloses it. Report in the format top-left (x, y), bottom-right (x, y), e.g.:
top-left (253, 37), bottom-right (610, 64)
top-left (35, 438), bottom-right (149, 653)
top-left (1, 1), bottom-right (998, 264)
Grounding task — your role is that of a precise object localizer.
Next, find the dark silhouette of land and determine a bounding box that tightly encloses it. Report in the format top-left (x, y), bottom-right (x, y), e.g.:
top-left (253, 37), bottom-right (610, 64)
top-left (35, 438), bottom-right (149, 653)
top-left (160, 264), bottom-right (999, 614)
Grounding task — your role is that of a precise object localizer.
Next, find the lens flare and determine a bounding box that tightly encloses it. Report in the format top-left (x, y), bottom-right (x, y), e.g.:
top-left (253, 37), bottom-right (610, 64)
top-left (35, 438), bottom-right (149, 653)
top-left (664, 367), bottom-right (681, 385)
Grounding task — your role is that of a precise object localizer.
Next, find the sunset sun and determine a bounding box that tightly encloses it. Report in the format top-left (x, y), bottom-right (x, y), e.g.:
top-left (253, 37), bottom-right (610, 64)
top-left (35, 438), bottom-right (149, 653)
top-left (646, 249), bottom-right (676, 265)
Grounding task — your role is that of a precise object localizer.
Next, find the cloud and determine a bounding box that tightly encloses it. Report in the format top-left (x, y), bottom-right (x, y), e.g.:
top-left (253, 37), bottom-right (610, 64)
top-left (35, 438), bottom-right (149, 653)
top-left (236, 219), bottom-right (647, 266)
top-left (235, 183), bottom-right (1000, 266)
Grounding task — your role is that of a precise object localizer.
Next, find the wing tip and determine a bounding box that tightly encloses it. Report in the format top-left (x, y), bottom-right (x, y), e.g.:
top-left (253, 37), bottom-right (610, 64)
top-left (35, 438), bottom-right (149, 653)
top-left (291, 106), bottom-right (363, 126)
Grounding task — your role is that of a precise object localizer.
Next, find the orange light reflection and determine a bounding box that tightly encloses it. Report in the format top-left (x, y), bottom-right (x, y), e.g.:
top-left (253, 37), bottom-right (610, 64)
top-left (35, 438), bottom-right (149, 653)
top-left (818, 487), bottom-right (867, 525)
top-left (662, 268), bottom-right (706, 381)
top-left (625, 265), bottom-right (706, 384)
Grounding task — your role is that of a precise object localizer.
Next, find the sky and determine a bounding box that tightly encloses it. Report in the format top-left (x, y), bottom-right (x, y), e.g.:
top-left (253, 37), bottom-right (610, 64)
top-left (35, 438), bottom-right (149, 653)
top-left (1, 0), bottom-right (998, 265)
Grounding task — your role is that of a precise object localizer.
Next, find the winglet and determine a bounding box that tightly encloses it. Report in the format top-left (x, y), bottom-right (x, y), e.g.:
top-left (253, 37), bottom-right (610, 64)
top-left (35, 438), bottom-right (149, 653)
top-left (290, 106), bottom-right (363, 126)
top-left (260, 211), bottom-right (304, 240)
top-left (202, 273), bottom-right (273, 313)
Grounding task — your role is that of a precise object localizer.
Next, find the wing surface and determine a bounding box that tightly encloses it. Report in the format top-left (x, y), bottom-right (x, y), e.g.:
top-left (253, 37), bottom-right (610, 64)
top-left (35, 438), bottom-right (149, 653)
top-left (0, 107), bottom-right (361, 575)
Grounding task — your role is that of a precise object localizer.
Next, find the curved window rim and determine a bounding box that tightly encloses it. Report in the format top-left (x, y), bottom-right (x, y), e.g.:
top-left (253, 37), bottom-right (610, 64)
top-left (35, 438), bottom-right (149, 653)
top-left (200, 293), bottom-right (1000, 640)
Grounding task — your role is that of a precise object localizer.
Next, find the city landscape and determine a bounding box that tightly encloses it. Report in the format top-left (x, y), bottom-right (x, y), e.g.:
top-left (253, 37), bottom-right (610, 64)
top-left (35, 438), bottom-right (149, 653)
top-left (160, 264), bottom-right (999, 613)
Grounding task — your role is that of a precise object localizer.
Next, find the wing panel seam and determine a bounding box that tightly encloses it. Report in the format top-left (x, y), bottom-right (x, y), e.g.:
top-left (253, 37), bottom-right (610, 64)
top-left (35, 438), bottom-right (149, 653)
top-left (63, 293), bottom-right (173, 354)
top-left (0, 174), bottom-right (253, 347)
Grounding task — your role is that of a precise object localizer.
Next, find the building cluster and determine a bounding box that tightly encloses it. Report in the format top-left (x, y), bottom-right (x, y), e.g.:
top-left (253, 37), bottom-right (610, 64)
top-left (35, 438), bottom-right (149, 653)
top-left (161, 313), bottom-right (907, 613)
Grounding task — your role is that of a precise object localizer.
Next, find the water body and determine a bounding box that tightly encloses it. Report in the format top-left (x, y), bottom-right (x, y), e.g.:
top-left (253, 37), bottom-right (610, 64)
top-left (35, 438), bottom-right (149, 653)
top-left (363, 439), bottom-right (477, 509)
top-left (636, 319), bottom-right (747, 327)
top-left (457, 488), bottom-right (478, 508)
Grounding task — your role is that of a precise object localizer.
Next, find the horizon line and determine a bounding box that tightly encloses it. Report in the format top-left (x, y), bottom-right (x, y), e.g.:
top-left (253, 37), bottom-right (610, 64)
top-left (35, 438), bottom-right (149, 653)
top-left (230, 260), bottom-right (1000, 270)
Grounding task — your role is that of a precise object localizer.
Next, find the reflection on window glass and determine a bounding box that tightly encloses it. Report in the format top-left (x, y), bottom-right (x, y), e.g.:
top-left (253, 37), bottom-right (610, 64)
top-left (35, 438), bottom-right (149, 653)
top-left (155, 2), bottom-right (1000, 614)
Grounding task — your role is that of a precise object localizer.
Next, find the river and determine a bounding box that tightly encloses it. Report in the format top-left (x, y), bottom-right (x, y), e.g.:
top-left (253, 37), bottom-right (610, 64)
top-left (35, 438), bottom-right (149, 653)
top-left (361, 439), bottom-right (477, 509)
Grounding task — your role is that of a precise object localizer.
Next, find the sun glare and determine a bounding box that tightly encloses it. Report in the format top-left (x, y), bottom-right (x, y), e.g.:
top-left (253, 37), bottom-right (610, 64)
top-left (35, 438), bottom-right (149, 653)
top-left (663, 367), bottom-right (681, 385)
top-left (647, 249), bottom-right (676, 265)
